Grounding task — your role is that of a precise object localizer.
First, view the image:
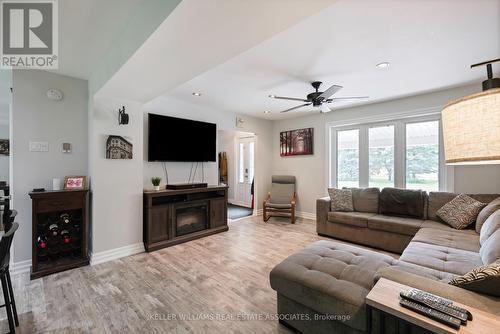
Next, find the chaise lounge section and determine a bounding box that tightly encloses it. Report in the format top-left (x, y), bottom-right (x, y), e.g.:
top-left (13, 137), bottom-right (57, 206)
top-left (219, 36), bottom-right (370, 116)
top-left (270, 188), bottom-right (500, 333)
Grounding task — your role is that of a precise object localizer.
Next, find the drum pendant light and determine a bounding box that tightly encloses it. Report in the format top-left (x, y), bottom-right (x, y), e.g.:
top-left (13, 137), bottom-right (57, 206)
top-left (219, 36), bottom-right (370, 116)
top-left (442, 59), bottom-right (500, 164)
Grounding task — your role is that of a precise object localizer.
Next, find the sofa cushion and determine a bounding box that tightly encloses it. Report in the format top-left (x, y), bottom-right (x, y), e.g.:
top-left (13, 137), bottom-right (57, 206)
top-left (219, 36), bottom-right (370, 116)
top-left (328, 188), bottom-right (354, 212)
top-left (349, 187), bottom-right (380, 213)
top-left (480, 229), bottom-right (500, 265)
top-left (269, 240), bottom-right (396, 331)
top-left (366, 215), bottom-right (424, 236)
top-left (427, 192), bottom-right (500, 222)
top-left (327, 211), bottom-right (376, 228)
top-left (427, 192), bottom-right (457, 221)
top-left (400, 242), bottom-right (483, 275)
top-left (479, 209), bottom-right (500, 246)
top-left (476, 197), bottom-right (500, 233)
top-left (449, 261), bottom-right (500, 297)
top-left (436, 194), bottom-right (486, 229)
top-left (412, 227), bottom-right (480, 252)
top-left (379, 188), bottom-right (426, 218)
top-left (421, 219), bottom-right (457, 231)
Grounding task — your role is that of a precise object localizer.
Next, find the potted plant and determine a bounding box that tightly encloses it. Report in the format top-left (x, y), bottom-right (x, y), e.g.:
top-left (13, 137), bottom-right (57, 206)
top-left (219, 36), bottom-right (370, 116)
top-left (151, 177), bottom-right (161, 191)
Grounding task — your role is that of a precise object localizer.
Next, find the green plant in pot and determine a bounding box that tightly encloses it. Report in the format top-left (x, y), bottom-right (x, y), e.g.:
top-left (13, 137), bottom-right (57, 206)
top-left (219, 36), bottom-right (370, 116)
top-left (151, 177), bottom-right (161, 191)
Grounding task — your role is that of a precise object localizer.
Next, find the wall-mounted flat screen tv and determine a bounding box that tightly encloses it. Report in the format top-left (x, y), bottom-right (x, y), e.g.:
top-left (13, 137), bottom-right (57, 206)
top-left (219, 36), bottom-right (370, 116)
top-left (148, 114), bottom-right (216, 162)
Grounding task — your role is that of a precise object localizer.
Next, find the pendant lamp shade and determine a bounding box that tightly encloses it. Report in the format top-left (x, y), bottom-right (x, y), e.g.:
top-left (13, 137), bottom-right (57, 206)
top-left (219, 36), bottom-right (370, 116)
top-left (441, 88), bottom-right (500, 164)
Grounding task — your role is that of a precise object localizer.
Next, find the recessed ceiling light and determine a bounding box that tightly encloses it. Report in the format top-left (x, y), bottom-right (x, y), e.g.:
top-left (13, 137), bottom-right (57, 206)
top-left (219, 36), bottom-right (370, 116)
top-left (263, 110), bottom-right (271, 114)
top-left (376, 62), bottom-right (390, 69)
top-left (268, 94), bottom-right (276, 98)
top-left (192, 92), bottom-right (202, 96)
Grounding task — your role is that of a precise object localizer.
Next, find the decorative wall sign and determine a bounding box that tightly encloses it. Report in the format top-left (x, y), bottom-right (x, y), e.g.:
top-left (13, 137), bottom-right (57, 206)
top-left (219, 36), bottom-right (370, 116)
top-left (63, 176), bottom-right (87, 190)
top-left (106, 135), bottom-right (133, 159)
top-left (0, 139), bottom-right (9, 155)
top-left (280, 128), bottom-right (314, 157)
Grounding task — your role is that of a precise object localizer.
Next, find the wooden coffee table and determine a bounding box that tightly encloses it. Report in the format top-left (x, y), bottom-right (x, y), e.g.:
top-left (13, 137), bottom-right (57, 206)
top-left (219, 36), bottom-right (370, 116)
top-left (366, 278), bottom-right (500, 334)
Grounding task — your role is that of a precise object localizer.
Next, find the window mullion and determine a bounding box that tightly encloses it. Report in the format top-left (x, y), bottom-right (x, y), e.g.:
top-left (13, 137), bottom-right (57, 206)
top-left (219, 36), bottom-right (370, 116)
top-left (394, 121), bottom-right (405, 189)
top-left (359, 126), bottom-right (369, 188)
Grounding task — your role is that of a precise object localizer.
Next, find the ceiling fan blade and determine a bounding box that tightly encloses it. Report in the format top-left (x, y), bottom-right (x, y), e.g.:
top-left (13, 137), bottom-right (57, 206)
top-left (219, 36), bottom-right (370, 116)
top-left (318, 84), bottom-right (343, 99)
top-left (280, 103), bottom-right (311, 113)
top-left (270, 95), bottom-right (309, 102)
top-left (320, 104), bottom-right (331, 113)
top-left (327, 96), bottom-right (369, 102)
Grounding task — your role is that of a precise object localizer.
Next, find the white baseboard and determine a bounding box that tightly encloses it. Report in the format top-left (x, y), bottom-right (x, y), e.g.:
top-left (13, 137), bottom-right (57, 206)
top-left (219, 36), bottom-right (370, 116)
top-left (10, 259), bottom-right (31, 276)
top-left (229, 200), bottom-right (252, 208)
top-left (90, 242), bottom-right (144, 266)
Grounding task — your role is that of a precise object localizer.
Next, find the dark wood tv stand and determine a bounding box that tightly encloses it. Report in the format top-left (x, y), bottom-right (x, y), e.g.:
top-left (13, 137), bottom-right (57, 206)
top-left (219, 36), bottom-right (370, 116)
top-left (143, 185), bottom-right (228, 252)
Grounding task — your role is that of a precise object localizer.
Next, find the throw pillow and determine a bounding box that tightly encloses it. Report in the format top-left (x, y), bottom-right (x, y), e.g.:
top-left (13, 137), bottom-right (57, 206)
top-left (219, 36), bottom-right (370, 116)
top-left (476, 196), bottom-right (500, 233)
top-left (449, 261), bottom-right (500, 297)
top-left (328, 188), bottom-right (353, 212)
top-left (436, 194), bottom-right (486, 229)
top-left (479, 210), bottom-right (500, 246)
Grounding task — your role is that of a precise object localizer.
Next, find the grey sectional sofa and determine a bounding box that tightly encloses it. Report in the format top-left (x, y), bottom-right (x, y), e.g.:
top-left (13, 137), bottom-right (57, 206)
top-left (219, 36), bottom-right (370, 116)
top-left (270, 189), bottom-right (500, 334)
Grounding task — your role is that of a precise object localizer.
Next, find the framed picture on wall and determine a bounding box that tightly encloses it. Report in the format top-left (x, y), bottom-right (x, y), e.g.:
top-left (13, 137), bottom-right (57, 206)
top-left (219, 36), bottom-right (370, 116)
top-left (106, 135), bottom-right (133, 159)
top-left (280, 128), bottom-right (314, 157)
top-left (64, 176), bottom-right (87, 190)
top-left (0, 139), bottom-right (9, 156)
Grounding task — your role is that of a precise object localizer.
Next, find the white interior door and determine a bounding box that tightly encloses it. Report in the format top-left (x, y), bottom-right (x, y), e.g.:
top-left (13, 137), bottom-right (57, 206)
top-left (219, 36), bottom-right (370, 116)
top-left (235, 137), bottom-right (254, 208)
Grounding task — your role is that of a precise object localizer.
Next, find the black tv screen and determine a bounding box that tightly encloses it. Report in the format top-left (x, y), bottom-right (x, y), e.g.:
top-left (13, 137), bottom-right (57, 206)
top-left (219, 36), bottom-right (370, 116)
top-left (148, 114), bottom-right (216, 162)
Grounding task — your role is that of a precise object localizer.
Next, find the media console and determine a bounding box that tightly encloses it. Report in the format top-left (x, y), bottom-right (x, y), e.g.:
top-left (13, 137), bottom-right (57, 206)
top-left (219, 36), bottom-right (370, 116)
top-left (143, 185), bottom-right (228, 252)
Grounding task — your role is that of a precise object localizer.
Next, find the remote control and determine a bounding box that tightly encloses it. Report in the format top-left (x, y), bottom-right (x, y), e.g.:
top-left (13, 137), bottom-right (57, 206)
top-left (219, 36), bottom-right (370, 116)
top-left (400, 290), bottom-right (468, 324)
top-left (399, 297), bottom-right (462, 329)
top-left (405, 289), bottom-right (473, 321)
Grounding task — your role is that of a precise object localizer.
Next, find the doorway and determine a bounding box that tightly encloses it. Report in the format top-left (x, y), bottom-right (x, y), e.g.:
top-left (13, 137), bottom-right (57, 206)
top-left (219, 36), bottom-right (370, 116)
top-left (217, 130), bottom-right (256, 220)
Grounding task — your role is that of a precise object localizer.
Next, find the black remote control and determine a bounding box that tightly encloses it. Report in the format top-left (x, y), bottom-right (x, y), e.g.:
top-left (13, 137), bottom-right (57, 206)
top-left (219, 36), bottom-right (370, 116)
top-left (404, 289), bottom-right (473, 320)
top-left (400, 290), bottom-right (468, 324)
top-left (399, 297), bottom-right (462, 329)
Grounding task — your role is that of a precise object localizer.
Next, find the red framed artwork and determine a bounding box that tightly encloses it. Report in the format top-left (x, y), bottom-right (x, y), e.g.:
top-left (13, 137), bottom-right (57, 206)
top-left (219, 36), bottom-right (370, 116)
top-left (280, 128), bottom-right (314, 157)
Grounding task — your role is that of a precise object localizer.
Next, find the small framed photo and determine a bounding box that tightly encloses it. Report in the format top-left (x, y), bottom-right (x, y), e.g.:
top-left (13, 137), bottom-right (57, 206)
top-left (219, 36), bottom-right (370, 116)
top-left (64, 176), bottom-right (87, 190)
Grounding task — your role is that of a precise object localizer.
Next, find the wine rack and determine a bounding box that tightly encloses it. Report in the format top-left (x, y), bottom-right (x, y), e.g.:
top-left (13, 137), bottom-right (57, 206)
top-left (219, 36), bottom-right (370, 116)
top-left (30, 190), bottom-right (89, 279)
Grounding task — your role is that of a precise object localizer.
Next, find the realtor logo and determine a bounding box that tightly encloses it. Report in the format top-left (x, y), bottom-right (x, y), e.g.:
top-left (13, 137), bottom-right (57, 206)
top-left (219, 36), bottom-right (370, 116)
top-left (1, 0), bottom-right (58, 69)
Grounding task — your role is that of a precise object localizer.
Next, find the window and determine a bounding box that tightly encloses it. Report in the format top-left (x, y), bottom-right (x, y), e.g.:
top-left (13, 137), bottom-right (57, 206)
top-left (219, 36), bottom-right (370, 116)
top-left (238, 142), bottom-right (244, 183)
top-left (406, 121), bottom-right (439, 192)
top-left (330, 116), bottom-right (443, 191)
top-left (369, 125), bottom-right (394, 188)
top-left (337, 129), bottom-right (359, 188)
top-left (248, 142), bottom-right (255, 183)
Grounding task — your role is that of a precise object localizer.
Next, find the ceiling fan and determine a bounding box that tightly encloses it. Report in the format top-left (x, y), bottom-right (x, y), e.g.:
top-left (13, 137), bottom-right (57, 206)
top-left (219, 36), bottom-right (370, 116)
top-left (268, 81), bottom-right (369, 113)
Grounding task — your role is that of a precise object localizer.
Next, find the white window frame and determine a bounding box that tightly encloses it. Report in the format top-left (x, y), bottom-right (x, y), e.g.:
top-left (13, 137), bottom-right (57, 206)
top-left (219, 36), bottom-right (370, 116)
top-left (327, 108), bottom-right (452, 191)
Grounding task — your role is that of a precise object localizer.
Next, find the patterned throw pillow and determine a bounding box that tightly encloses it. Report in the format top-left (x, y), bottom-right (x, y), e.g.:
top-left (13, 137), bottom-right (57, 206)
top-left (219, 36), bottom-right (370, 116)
top-left (328, 188), bottom-right (353, 212)
top-left (449, 261), bottom-right (500, 297)
top-left (436, 194), bottom-right (487, 229)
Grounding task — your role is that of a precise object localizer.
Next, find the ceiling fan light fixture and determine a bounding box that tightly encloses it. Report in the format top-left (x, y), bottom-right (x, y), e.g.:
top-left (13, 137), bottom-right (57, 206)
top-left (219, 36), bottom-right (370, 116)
top-left (192, 92), bottom-right (202, 96)
top-left (376, 62), bottom-right (390, 69)
top-left (268, 94), bottom-right (276, 98)
top-left (263, 110), bottom-right (271, 114)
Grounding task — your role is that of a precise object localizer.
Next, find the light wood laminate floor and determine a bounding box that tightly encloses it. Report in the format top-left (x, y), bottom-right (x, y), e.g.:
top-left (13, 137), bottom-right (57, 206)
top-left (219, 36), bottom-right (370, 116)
top-left (3, 216), bottom-right (397, 333)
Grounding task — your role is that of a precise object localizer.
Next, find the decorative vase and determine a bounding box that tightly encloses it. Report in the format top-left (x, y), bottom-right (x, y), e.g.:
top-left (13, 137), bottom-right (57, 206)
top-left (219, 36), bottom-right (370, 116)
top-left (154, 185), bottom-right (160, 191)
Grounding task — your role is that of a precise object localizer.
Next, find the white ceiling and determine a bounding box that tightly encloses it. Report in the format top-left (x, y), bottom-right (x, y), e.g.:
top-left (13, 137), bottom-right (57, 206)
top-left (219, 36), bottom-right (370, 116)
top-left (54, 0), bottom-right (140, 79)
top-left (161, 0), bottom-right (500, 119)
top-left (97, 0), bottom-right (338, 101)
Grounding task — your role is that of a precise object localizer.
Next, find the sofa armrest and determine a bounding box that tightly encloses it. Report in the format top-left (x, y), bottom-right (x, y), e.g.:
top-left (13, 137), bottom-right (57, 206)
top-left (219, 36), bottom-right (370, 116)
top-left (316, 197), bottom-right (331, 234)
top-left (375, 267), bottom-right (500, 315)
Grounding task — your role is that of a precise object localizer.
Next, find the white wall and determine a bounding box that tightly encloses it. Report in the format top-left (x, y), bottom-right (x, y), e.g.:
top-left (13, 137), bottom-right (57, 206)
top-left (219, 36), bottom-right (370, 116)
top-left (143, 96), bottom-right (273, 209)
top-left (11, 70), bottom-right (88, 263)
top-left (218, 130), bottom-right (236, 200)
top-left (272, 84), bottom-right (500, 214)
top-left (89, 96), bottom-right (144, 255)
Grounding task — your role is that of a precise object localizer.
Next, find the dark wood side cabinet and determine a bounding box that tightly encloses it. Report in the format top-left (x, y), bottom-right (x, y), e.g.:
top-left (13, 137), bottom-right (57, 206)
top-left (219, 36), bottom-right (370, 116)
top-left (143, 185), bottom-right (228, 252)
top-left (29, 190), bottom-right (89, 279)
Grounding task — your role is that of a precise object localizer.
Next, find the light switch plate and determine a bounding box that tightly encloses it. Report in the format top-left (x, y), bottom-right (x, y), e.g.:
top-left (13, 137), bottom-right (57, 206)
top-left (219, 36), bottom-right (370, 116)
top-left (29, 141), bottom-right (49, 152)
